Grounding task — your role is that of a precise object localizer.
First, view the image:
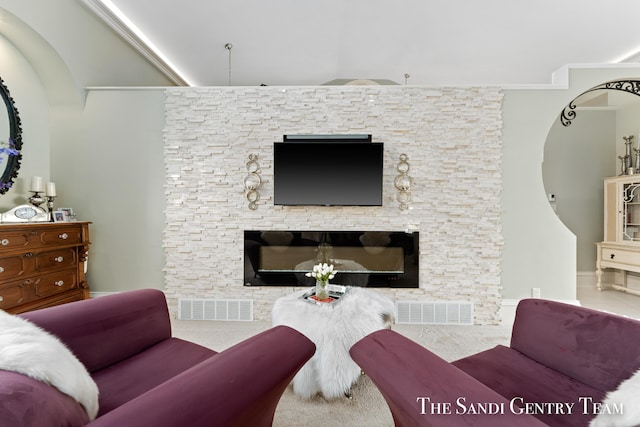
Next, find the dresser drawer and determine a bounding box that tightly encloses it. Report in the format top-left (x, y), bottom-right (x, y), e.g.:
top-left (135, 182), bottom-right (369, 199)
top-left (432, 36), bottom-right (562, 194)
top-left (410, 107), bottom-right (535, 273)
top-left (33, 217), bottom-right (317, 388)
top-left (0, 282), bottom-right (27, 310)
top-left (0, 231), bottom-right (30, 252)
top-left (34, 269), bottom-right (78, 298)
top-left (35, 248), bottom-right (77, 272)
top-left (600, 246), bottom-right (640, 267)
top-left (0, 254), bottom-right (26, 279)
top-left (38, 227), bottom-right (83, 246)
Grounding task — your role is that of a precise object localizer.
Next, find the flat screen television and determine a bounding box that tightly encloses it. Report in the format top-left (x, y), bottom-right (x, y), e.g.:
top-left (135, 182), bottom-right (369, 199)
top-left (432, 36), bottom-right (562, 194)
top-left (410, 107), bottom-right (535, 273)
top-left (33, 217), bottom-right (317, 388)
top-left (273, 142), bottom-right (384, 206)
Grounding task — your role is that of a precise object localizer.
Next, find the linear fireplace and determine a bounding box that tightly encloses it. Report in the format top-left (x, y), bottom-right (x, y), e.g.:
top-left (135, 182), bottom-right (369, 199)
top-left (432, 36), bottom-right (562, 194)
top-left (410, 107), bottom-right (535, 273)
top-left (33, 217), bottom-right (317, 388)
top-left (244, 230), bottom-right (419, 288)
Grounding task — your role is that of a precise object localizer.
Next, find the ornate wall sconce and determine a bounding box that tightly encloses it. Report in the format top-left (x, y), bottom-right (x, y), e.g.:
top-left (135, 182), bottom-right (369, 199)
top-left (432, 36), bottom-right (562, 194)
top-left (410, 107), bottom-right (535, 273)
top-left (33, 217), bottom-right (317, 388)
top-left (394, 153), bottom-right (412, 210)
top-left (244, 154), bottom-right (262, 210)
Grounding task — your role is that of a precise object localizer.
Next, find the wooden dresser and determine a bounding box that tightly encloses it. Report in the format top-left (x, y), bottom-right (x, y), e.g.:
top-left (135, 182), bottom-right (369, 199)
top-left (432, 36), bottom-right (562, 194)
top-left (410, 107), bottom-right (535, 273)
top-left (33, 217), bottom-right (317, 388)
top-left (0, 222), bottom-right (90, 314)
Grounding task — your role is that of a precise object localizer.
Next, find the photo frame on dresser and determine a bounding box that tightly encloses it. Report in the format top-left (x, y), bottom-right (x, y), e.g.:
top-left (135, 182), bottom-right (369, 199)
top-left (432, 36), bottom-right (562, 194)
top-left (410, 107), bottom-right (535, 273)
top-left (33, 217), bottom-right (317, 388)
top-left (53, 211), bottom-right (66, 222)
top-left (54, 208), bottom-right (76, 222)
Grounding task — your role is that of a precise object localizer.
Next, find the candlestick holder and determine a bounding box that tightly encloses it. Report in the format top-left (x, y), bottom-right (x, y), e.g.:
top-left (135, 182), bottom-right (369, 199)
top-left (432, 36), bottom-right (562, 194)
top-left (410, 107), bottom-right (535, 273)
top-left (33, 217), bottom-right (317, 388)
top-left (46, 196), bottom-right (56, 221)
top-left (29, 191), bottom-right (46, 208)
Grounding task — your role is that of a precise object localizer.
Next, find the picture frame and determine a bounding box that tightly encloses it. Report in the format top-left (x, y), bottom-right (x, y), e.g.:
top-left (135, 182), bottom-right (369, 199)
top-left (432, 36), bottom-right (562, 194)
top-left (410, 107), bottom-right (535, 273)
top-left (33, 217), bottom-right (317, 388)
top-left (57, 207), bottom-right (76, 222)
top-left (52, 211), bottom-right (66, 222)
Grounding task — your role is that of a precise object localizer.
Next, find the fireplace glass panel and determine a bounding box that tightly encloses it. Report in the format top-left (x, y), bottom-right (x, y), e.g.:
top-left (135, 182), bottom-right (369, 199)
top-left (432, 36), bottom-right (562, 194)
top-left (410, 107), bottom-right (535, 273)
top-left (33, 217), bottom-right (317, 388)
top-left (244, 230), bottom-right (418, 288)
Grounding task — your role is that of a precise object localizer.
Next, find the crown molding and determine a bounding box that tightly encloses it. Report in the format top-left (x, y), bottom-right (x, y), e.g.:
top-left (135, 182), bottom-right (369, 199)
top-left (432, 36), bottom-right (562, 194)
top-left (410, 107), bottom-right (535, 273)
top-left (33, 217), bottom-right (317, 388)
top-left (79, 0), bottom-right (190, 86)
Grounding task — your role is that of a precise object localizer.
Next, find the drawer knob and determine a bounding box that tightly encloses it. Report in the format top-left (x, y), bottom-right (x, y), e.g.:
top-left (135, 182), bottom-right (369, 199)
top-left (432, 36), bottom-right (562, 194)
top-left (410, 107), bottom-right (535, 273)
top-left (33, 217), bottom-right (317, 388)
top-left (54, 280), bottom-right (64, 287)
top-left (0, 267), bottom-right (4, 273)
top-left (53, 256), bottom-right (64, 263)
top-left (610, 253), bottom-right (616, 259)
top-left (0, 295), bottom-right (3, 302)
top-left (1, 239), bottom-right (9, 246)
top-left (58, 233), bottom-right (68, 240)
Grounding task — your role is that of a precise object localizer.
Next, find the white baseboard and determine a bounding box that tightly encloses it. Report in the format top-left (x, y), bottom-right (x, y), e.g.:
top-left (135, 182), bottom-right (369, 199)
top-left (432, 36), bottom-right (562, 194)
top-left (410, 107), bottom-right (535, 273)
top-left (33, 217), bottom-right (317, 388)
top-left (89, 292), bottom-right (119, 298)
top-left (577, 271), bottom-right (596, 288)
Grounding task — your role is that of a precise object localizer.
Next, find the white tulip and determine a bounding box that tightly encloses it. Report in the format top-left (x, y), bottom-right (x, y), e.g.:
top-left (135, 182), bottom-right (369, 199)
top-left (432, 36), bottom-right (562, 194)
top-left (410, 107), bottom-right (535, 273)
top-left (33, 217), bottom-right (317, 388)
top-left (305, 263), bottom-right (339, 282)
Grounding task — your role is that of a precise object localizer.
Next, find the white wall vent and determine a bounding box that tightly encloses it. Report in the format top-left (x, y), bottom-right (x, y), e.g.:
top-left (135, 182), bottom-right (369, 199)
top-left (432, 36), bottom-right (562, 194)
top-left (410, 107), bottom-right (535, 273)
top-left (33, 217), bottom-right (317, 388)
top-left (396, 301), bottom-right (474, 325)
top-left (178, 299), bottom-right (253, 321)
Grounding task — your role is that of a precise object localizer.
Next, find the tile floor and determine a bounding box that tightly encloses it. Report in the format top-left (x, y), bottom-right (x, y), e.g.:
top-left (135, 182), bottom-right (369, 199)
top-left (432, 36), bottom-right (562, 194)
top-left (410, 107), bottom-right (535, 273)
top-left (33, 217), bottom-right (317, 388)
top-left (578, 285), bottom-right (640, 319)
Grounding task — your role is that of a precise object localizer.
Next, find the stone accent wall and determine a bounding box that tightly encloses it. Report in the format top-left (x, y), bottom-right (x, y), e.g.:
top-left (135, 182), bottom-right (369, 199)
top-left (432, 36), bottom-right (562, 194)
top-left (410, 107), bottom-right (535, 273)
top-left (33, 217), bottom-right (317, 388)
top-left (163, 86), bottom-right (504, 324)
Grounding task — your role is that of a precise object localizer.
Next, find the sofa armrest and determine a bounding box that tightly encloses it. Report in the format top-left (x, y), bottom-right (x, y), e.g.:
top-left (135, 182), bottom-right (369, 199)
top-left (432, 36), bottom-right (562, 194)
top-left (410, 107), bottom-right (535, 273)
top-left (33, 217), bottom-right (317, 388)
top-left (0, 371), bottom-right (89, 427)
top-left (20, 289), bottom-right (172, 372)
top-left (88, 325), bottom-right (315, 427)
top-left (350, 329), bottom-right (547, 427)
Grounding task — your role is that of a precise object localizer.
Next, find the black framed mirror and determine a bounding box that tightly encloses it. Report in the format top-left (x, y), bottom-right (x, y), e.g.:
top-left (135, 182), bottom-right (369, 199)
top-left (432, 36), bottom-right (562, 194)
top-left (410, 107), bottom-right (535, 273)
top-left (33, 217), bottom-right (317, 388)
top-left (0, 77), bottom-right (22, 194)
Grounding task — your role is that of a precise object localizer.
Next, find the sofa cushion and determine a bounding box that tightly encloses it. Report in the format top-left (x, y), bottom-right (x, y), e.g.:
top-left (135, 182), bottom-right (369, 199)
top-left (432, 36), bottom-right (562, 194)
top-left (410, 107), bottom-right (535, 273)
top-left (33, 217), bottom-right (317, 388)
top-left (453, 345), bottom-right (605, 427)
top-left (92, 337), bottom-right (216, 416)
top-left (510, 299), bottom-right (640, 392)
top-left (0, 371), bottom-right (90, 427)
top-left (21, 289), bottom-right (173, 373)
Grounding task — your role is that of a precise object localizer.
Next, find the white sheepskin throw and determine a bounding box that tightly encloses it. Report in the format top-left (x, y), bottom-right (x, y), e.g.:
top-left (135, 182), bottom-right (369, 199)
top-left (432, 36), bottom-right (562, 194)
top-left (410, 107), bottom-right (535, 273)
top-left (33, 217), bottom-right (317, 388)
top-left (272, 287), bottom-right (396, 399)
top-left (590, 369), bottom-right (640, 427)
top-left (0, 310), bottom-right (99, 420)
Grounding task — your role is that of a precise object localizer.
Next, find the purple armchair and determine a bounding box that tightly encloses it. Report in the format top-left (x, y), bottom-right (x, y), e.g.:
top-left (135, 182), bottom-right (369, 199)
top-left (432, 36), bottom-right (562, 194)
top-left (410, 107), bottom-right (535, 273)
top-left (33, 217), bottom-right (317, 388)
top-left (350, 299), bottom-right (640, 427)
top-left (0, 289), bottom-right (315, 427)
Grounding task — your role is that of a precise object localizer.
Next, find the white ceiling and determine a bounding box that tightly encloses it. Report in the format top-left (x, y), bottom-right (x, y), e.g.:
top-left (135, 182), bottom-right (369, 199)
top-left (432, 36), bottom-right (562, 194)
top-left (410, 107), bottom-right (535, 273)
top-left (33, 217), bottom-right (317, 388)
top-left (93, 0), bottom-right (640, 87)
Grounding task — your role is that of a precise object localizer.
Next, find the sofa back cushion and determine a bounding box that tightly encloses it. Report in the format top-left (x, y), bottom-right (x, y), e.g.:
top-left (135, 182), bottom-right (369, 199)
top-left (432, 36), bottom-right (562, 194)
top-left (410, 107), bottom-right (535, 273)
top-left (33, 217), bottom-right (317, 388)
top-left (510, 299), bottom-right (640, 392)
top-left (20, 289), bottom-right (172, 373)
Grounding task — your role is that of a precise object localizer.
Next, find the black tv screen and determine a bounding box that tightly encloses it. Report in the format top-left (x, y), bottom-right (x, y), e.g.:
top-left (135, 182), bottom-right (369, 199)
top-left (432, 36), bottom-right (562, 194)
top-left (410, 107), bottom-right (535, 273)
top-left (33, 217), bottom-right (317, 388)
top-left (273, 142), bottom-right (384, 206)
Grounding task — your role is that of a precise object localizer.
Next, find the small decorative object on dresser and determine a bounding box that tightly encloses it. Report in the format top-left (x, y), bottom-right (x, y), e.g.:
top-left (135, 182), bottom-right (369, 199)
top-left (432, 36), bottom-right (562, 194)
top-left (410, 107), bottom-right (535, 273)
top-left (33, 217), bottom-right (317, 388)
top-left (52, 211), bottom-right (66, 222)
top-left (0, 204), bottom-right (49, 223)
top-left (0, 222), bottom-right (91, 313)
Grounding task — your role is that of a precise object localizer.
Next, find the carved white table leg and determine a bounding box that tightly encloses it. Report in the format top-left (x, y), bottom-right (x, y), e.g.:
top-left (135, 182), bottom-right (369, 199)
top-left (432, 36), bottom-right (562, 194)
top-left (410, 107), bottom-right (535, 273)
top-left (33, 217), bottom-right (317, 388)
top-left (596, 267), bottom-right (603, 291)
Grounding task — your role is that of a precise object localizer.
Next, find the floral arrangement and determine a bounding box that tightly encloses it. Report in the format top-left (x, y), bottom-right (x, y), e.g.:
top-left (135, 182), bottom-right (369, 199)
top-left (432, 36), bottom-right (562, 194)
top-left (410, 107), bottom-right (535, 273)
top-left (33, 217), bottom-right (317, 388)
top-left (305, 262), bottom-right (337, 283)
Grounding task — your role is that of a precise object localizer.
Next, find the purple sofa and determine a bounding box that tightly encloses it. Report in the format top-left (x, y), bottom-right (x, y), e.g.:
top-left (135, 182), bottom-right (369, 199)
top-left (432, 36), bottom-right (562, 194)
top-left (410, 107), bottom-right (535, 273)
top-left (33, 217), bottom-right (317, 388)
top-left (0, 289), bottom-right (315, 427)
top-left (350, 298), bottom-right (640, 427)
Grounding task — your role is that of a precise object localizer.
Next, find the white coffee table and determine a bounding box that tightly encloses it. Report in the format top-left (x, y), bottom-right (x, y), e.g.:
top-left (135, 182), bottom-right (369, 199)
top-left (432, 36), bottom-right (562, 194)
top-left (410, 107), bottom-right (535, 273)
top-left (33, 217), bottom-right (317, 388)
top-left (272, 287), bottom-right (395, 399)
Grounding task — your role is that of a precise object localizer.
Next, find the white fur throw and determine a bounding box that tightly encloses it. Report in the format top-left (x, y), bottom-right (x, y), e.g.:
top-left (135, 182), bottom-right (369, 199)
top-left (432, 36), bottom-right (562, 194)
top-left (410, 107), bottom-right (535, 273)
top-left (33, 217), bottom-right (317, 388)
top-left (0, 310), bottom-right (99, 420)
top-left (590, 369), bottom-right (640, 427)
top-left (272, 287), bottom-right (396, 399)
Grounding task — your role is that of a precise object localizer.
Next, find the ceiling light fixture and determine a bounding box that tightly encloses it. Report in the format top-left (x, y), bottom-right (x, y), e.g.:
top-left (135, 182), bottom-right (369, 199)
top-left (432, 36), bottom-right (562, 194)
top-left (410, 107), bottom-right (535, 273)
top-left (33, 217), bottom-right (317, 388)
top-left (225, 43), bottom-right (233, 86)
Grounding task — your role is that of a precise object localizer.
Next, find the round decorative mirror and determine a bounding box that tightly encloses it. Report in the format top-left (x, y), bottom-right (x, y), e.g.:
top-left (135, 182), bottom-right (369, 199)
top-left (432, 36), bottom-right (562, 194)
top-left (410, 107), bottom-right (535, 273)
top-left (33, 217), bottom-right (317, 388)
top-left (0, 77), bottom-right (22, 194)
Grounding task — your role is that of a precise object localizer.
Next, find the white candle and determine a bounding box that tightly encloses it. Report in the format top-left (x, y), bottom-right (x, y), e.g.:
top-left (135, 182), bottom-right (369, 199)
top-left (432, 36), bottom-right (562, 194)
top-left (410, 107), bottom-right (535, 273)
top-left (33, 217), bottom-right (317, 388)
top-left (30, 176), bottom-right (43, 192)
top-left (46, 182), bottom-right (56, 197)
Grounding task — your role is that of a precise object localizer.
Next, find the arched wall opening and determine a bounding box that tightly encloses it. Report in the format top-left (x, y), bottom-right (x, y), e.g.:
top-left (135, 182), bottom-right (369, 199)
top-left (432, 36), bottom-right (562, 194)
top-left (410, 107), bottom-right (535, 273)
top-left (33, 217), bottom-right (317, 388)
top-left (542, 80), bottom-right (640, 286)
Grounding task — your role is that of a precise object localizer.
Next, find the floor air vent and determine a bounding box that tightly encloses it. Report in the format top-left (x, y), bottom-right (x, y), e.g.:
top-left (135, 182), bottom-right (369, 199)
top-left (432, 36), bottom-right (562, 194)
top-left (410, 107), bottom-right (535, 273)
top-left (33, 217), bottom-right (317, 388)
top-left (178, 299), bottom-right (253, 321)
top-left (396, 301), bottom-right (474, 325)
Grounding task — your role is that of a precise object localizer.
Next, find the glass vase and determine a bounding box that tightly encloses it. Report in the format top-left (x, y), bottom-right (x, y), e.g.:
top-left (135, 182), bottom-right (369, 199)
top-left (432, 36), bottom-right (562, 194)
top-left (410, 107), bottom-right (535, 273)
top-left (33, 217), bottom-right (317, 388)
top-left (315, 279), bottom-right (329, 300)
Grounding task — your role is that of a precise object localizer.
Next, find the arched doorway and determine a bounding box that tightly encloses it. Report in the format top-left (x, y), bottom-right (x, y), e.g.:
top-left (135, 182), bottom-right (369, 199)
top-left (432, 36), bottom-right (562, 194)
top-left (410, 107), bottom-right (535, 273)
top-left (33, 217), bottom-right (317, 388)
top-left (543, 80), bottom-right (640, 289)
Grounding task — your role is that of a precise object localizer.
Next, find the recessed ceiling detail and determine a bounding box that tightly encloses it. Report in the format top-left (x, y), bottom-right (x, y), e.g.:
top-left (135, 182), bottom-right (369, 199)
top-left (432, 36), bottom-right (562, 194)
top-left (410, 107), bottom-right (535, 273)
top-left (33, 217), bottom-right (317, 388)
top-left (81, 0), bottom-right (640, 87)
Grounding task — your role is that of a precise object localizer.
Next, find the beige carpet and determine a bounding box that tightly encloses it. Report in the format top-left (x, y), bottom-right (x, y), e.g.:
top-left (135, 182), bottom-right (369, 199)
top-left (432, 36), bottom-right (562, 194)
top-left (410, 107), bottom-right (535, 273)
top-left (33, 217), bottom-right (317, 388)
top-left (171, 319), bottom-right (511, 427)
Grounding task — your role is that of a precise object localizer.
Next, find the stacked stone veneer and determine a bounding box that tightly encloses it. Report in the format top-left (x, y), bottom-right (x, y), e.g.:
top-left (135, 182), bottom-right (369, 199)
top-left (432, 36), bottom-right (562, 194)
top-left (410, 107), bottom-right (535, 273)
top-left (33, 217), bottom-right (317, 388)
top-left (163, 85), bottom-right (504, 325)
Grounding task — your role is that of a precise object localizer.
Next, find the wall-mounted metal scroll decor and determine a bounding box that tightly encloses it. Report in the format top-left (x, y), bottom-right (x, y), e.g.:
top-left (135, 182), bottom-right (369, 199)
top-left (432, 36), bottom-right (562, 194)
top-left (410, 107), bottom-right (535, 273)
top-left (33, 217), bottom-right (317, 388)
top-left (243, 154), bottom-right (262, 210)
top-left (561, 80), bottom-right (640, 127)
top-left (394, 153), bottom-right (412, 210)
